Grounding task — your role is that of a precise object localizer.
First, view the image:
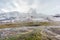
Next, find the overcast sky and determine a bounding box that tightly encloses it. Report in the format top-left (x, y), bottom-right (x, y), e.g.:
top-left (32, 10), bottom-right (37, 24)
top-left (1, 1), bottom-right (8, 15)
top-left (0, 0), bottom-right (60, 15)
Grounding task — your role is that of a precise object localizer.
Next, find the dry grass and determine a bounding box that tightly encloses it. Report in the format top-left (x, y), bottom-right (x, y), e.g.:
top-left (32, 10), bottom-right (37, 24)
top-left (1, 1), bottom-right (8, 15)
top-left (2, 29), bottom-right (42, 40)
top-left (1, 29), bottom-right (51, 40)
top-left (0, 23), bottom-right (19, 28)
top-left (24, 22), bottom-right (52, 26)
top-left (0, 21), bottom-right (58, 28)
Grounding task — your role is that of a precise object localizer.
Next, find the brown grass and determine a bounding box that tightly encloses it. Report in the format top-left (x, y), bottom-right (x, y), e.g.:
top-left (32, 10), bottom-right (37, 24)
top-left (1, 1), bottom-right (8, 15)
top-left (0, 21), bottom-right (53, 28)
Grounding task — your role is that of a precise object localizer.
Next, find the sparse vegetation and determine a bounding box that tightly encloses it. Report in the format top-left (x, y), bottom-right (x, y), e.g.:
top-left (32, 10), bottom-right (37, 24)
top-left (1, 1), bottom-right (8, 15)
top-left (0, 21), bottom-right (56, 28)
top-left (0, 29), bottom-right (52, 40)
top-left (0, 22), bottom-right (55, 40)
top-left (0, 29), bottom-right (42, 40)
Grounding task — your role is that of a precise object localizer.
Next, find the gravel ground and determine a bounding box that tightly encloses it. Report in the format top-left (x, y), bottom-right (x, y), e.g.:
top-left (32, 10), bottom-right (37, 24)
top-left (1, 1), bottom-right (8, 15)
top-left (0, 27), bottom-right (37, 38)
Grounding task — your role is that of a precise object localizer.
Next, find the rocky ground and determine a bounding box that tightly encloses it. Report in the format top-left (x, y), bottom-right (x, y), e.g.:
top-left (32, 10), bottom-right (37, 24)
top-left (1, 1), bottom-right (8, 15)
top-left (0, 26), bottom-right (60, 40)
top-left (43, 26), bottom-right (60, 40)
top-left (0, 26), bottom-right (41, 39)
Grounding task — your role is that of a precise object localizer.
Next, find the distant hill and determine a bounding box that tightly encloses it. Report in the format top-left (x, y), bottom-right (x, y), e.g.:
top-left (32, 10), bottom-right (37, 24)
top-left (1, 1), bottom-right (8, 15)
top-left (0, 10), bottom-right (50, 22)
